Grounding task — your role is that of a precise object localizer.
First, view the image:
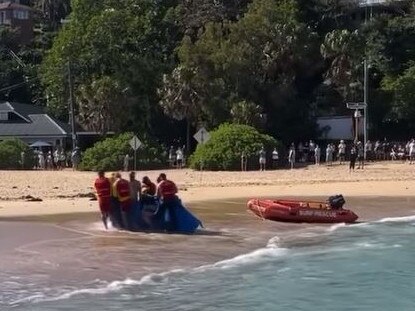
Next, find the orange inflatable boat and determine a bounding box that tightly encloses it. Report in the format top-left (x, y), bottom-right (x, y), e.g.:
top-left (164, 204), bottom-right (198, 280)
top-left (247, 197), bottom-right (358, 224)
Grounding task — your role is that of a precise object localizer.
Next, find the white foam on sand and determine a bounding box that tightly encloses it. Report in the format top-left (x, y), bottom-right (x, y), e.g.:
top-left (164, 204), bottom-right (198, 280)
top-left (13, 236), bottom-right (287, 305)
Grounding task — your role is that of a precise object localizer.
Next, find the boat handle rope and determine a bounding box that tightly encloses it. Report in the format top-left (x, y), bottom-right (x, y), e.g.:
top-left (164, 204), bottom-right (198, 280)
top-left (256, 199), bottom-right (265, 221)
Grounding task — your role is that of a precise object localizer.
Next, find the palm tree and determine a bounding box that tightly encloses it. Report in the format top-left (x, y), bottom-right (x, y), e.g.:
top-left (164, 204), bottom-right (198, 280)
top-left (158, 65), bottom-right (203, 151)
top-left (230, 100), bottom-right (263, 127)
top-left (76, 76), bottom-right (128, 135)
top-left (321, 29), bottom-right (363, 99)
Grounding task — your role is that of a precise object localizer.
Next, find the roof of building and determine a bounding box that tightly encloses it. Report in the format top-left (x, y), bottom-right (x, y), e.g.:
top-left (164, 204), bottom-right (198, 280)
top-left (0, 2), bottom-right (33, 10)
top-left (0, 101), bottom-right (69, 137)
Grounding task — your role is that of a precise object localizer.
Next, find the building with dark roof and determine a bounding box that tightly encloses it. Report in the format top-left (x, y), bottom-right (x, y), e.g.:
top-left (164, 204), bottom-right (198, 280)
top-left (0, 101), bottom-right (69, 147)
top-left (0, 0), bottom-right (34, 45)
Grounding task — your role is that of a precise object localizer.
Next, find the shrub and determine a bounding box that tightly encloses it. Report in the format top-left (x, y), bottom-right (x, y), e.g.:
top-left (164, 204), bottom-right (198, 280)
top-left (80, 133), bottom-right (168, 171)
top-left (189, 123), bottom-right (280, 171)
top-left (0, 139), bottom-right (35, 169)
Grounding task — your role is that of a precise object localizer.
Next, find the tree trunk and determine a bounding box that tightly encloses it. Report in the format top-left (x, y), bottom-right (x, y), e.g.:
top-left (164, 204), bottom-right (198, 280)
top-left (186, 118), bottom-right (191, 154)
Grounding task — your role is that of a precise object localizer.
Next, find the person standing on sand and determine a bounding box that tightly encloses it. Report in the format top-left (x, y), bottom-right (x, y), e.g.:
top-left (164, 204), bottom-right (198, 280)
top-left (338, 140), bottom-right (346, 164)
top-left (409, 139), bottom-right (415, 164)
top-left (94, 171), bottom-right (112, 229)
top-left (20, 151), bottom-right (25, 169)
top-left (272, 148), bottom-right (279, 169)
top-left (71, 148), bottom-right (81, 171)
top-left (303, 142), bottom-right (309, 163)
top-left (168, 146), bottom-right (175, 168)
top-left (123, 154), bottom-right (130, 171)
top-left (259, 147), bottom-right (266, 171)
top-left (365, 140), bottom-right (373, 161)
top-left (314, 145), bottom-right (321, 166)
top-left (288, 144), bottom-right (296, 169)
top-left (39, 151), bottom-right (45, 170)
top-left (176, 147), bottom-right (184, 169)
top-left (309, 140), bottom-right (315, 162)
top-left (241, 151), bottom-right (247, 171)
top-left (326, 144), bottom-right (333, 166)
top-left (349, 144), bottom-right (357, 172)
top-left (297, 142), bottom-right (304, 163)
top-left (357, 141), bottom-right (364, 169)
top-left (47, 151), bottom-right (53, 170)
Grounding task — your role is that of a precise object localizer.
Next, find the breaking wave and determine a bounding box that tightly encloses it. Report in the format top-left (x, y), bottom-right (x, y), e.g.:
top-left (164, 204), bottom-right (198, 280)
top-left (10, 236), bottom-right (287, 306)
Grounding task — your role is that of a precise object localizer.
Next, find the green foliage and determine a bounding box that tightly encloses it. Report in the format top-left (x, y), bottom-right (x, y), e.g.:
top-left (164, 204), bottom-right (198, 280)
top-left (80, 133), bottom-right (168, 171)
top-left (41, 0), bottom-right (179, 132)
top-left (0, 139), bottom-right (34, 170)
top-left (230, 100), bottom-right (263, 127)
top-left (2, 0), bottom-right (415, 145)
top-left (382, 64), bottom-right (415, 121)
top-left (189, 123), bottom-right (279, 171)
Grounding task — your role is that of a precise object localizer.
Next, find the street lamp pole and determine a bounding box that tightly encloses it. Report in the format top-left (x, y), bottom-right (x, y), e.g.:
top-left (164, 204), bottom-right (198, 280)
top-left (354, 109), bottom-right (362, 142)
top-left (363, 59), bottom-right (369, 159)
top-left (362, 0), bottom-right (372, 159)
top-left (67, 61), bottom-right (77, 150)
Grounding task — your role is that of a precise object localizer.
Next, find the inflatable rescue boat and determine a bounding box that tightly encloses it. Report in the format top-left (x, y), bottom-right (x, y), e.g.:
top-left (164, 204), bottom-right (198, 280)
top-left (247, 196), bottom-right (358, 224)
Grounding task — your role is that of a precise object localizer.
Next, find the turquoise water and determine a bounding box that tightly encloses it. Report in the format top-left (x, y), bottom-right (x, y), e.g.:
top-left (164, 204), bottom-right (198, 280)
top-left (4, 216), bottom-right (415, 311)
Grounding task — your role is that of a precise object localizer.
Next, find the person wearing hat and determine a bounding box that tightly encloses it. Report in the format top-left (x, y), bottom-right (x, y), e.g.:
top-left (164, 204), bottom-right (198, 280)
top-left (338, 140), bottom-right (346, 165)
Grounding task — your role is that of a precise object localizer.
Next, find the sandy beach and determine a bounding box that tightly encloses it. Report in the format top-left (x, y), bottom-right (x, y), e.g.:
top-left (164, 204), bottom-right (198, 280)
top-left (0, 162), bottom-right (415, 218)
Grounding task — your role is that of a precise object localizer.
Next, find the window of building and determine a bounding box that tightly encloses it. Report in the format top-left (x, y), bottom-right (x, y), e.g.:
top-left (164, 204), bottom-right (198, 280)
top-left (0, 11), bottom-right (5, 24)
top-left (13, 9), bottom-right (29, 20)
top-left (0, 112), bottom-right (9, 121)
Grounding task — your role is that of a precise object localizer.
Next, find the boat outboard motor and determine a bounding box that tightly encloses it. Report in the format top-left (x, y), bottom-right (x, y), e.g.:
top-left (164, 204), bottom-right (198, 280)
top-left (328, 195), bottom-right (345, 210)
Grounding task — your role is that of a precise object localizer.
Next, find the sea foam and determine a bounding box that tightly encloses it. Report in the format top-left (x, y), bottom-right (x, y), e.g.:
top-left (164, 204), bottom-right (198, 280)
top-left (13, 236), bottom-right (287, 305)
top-left (376, 215), bottom-right (415, 223)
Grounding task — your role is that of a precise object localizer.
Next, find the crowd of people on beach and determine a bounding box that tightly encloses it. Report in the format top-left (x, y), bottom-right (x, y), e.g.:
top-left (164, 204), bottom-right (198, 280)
top-left (249, 138), bottom-right (415, 172)
top-left (30, 147), bottom-right (82, 170)
top-left (94, 171), bottom-right (180, 231)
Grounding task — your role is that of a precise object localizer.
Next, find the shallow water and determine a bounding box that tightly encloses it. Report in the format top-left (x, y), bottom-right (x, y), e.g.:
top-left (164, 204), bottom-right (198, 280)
top-left (1, 198), bottom-right (415, 310)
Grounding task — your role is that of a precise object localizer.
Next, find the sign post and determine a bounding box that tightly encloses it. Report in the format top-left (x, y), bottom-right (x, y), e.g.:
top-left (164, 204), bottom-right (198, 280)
top-left (129, 135), bottom-right (143, 171)
top-left (193, 128), bottom-right (211, 180)
top-left (347, 102), bottom-right (367, 158)
top-left (193, 127), bottom-right (211, 145)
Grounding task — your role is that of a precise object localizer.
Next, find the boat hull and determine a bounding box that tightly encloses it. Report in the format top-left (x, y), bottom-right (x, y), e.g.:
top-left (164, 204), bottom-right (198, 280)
top-left (247, 199), bottom-right (358, 224)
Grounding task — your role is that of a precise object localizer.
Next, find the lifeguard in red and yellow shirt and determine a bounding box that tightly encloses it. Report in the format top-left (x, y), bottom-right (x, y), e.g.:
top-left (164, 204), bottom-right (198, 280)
top-left (113, 172), bottom-right (132, 212)
top-left (157, 173), bottom-right (178, 202)
top-left (94, 170), bottom-right (111, 229)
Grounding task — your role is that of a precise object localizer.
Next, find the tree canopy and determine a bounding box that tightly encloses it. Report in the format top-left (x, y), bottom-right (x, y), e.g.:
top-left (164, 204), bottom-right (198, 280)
top-left (1, 0), bottom-right (415, 145)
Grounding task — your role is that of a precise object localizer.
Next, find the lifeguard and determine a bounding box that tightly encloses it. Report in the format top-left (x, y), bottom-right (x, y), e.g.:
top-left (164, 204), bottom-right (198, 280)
top-left (94, 171), bottom-right (112, 229)
top-left (113, 173), bottom-right (133, 230)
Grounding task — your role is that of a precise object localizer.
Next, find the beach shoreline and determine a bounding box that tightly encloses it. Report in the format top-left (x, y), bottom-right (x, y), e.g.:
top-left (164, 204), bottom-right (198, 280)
top-left (0, 162), bottom-right (415, 218)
